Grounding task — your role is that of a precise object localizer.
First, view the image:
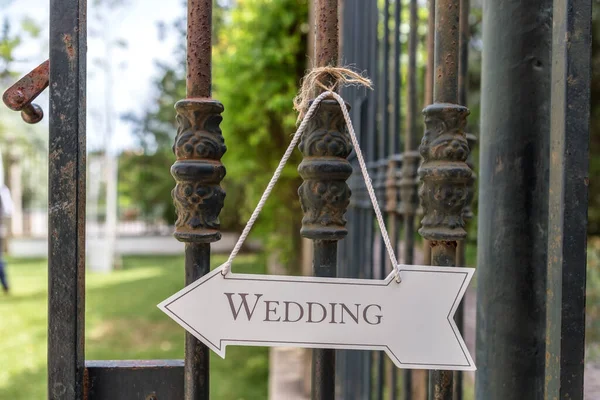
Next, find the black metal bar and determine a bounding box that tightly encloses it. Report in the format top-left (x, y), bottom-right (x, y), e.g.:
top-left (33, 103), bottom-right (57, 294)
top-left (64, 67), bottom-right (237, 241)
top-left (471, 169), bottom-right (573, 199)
top-left (376, 3), bottom-right (391, 398)
top-left (544, 0), bottom-right (591, 398)
top-left (172, 2), bottom-right (223, 399)
top-left (85, 360), bottom-right (184, 400)
top-left (312, 241), bottom-right (337, 398)
top-left (398, 1), bottom-right (420, 398)
top-left (387, 7), bottom-right (401, 396)
top-left (48, 0), bottom-right (86, 398)
top-left (385, 155), bottom-right (400, 399)
top-left (391, 0), bottom-right (401, 155)
top-left (475, 0), bottom-right (552, 398)
top-left (380, 0), bottom-right (390, 159)
top-left (184, 243), bottom-right (211, 399)
top-left (419, 0), bottom-right (469, 398)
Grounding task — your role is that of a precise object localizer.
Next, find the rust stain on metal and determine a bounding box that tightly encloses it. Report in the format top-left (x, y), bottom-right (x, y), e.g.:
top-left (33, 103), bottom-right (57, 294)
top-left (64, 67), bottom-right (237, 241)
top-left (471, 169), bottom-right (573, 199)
top-left (314, 0), bottom-right (339, 91)
top-left (2, 59), bottom-right (49, 110)
top-left (431, 370), bottom-right (453, 399)
top-left (2, 59), bottom-right (48, 123)
top-left (63, 34), bottom-right (75, 61)
top-left (187, 0), bottom-right (213, 98)
top-left (83, 368), bottom-right (89, 400)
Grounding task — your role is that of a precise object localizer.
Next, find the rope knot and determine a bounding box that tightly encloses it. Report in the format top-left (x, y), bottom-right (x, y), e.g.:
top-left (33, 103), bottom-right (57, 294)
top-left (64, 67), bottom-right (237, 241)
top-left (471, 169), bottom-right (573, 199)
top-left (293, 66), bottom-right (372, 124)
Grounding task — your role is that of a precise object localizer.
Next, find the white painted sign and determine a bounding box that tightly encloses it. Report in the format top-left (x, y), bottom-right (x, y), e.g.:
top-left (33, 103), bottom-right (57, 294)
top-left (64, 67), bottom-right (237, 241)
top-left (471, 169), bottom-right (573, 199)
top-left (158, 264), bottom-right (475, 371)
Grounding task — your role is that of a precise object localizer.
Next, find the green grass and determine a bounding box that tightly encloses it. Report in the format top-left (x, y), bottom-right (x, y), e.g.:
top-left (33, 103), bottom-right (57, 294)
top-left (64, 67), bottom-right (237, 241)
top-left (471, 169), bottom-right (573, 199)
top-left (0, 254), bottom-right (269, 400)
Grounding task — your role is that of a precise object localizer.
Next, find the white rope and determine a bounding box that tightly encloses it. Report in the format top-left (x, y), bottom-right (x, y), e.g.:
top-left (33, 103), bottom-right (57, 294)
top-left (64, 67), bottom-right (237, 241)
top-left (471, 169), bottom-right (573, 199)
top-left (221, 91), bottom-right (402, 283)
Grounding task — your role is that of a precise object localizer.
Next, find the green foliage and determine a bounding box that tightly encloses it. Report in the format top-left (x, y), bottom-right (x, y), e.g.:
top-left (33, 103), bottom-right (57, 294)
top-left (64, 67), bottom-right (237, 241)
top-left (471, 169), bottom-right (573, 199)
top-left (119, 150), bottom-right (176, 222)
top-left (0, 255), bottom-right (269, 399)
top-left (0, 19), bottom-right (22, 79)
top-left (126, 0), bottom-right (309, 270)
top-left (214, 0), bottom-right (309, 271)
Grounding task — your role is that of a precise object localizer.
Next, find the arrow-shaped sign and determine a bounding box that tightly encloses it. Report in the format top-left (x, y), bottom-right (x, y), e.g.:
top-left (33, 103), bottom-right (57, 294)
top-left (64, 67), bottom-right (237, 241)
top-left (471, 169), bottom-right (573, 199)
top-left (158, 264), bottom-right (475, 371)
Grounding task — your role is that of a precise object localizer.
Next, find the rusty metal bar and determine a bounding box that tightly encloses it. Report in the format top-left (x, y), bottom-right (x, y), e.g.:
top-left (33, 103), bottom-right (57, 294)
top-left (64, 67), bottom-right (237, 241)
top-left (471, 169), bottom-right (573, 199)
top-left (419, 0), bottom-right (469, 398)
top-left (172, 2), bottom-right (224, 399)
top-left (2, 59), bottom-right (48, 124)
top-left (48, 0), bottom-right (86, 399)
top-left (544, 0), bottom-right (591, 398)
top-left (187, 0), bottom-right (212, 98)
top-left (421, 0), bottom-right (435, 271)
top-left (453, 0), bottom-right (471, 398)
top-left (303, 2), bottom-right (343, 399)
top-left (425, 0), bottom-right (435, 108)
top-left (433, 0), bottom-right (459, 104)
top-left (315, 0), bottom-right (339, 67)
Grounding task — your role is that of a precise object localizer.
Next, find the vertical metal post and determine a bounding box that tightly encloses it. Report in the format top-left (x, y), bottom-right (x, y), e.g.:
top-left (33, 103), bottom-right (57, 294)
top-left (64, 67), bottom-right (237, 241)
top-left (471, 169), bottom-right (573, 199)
top-left (410, 3), bottom-right (435, 399)
top-left (422, 0), bottom-right (435, 270)
top-left (376, 2), bottom-right (391, 399)
top-left (172, 1), bottom-right (224, 399)
top-left (475, 0), bottom-right (552, 398)
top-left (453, 0), bottom-right (471, 398)
top-left (300, 2), bottom-right (344, 399)
top-left (387, 1), bottom-right (402, 396)
top-left (419, 0), bottom-right (469, 399)
top-left (398, 0), bottom-right (420, 399)
top-left (48, 0), bottom-right (86, 399)
top-left (544, 0), bottom-right (591, 398)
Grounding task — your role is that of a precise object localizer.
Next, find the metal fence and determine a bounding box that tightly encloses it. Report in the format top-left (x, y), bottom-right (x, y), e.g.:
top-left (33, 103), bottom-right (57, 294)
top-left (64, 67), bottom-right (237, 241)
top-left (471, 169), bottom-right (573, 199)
top-left (338, 0), bottom-right (435, 398)
top-left (1, 0), bottom-right (590, 399)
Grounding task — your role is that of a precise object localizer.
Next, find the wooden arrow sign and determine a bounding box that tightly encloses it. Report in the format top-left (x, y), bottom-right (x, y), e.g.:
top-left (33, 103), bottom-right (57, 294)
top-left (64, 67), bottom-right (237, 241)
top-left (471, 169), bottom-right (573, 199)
top-left (158, 264), bottom-right (475, 371)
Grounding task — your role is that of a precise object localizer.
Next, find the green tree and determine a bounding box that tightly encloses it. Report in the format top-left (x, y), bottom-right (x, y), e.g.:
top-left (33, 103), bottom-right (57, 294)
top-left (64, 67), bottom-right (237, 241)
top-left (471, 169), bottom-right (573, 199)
top-left (125, 0), bottom-right (309, 272)
top-left (214, 0), bottom-right (309, 272)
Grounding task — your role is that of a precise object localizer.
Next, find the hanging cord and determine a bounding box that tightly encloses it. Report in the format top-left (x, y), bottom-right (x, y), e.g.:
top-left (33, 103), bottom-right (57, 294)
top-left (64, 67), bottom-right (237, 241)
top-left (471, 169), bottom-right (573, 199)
top-left (222, 69), bottom-right (401, 283)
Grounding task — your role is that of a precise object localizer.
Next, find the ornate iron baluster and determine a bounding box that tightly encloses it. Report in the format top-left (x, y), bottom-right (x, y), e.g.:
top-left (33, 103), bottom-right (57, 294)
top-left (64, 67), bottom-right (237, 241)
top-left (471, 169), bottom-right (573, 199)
top-left (298, 99), bottom-right (351, 399)
top-left (418, 0), bottom-right (471, 398)
top-left (299, 2), bottom-right (347, 398)
top-left (171, 1), bottom-right (224, 399)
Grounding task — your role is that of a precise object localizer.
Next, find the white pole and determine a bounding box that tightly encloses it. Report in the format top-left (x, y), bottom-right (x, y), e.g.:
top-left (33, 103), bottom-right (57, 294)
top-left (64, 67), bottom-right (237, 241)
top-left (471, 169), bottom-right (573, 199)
top-left (101, 25), bottom-right (118, 273)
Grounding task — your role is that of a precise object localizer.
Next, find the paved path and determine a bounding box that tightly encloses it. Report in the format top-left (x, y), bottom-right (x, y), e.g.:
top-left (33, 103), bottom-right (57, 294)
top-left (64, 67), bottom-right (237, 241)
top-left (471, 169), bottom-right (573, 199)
top-left (8, 232), bottom-right (260, 258)
top-left (268, 348), bottom-right (309, 400)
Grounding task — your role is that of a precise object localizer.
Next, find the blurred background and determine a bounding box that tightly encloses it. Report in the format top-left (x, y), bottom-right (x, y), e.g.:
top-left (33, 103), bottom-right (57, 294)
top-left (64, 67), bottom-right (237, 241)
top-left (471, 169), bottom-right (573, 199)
top-left (0, 0), bottom-right (599, 399)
